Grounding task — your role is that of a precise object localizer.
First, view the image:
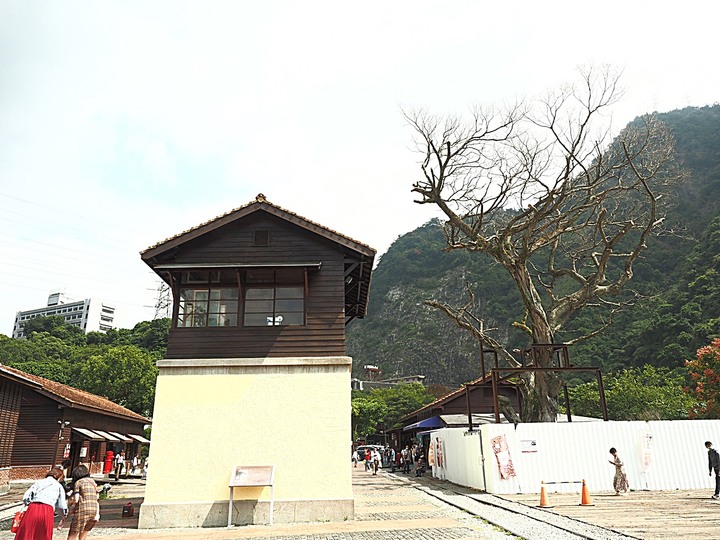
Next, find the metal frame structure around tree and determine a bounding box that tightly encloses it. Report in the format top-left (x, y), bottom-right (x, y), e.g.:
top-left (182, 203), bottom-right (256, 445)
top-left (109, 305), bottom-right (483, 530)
top-left (465, 343), bottom-right (609, 428)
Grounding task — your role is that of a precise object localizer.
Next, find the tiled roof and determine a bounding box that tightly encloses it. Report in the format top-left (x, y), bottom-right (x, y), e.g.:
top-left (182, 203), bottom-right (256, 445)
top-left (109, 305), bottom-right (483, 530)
top-left (407, 374), bottom-right (491, 418)
top-left (401, 372), bottom-right (518, 422)
top-left (141, 193), bottom-right (375, 255)
top-left (0, 364), bottom-right (150, 423)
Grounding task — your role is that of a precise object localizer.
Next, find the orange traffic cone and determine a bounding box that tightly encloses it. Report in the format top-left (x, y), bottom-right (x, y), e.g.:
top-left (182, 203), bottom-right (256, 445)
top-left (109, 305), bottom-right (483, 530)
top-left (580, 479), bottom-right (594, 506)
top-left (539, 481), bottom-right (551, 507)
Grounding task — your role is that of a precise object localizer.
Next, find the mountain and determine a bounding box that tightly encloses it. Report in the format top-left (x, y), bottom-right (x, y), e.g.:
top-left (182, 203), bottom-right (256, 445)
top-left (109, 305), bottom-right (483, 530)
top-left (347, 105), bottom-right (720, 386)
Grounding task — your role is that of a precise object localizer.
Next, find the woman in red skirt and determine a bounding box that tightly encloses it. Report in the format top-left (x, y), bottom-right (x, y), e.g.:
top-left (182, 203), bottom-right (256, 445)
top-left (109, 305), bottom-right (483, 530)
top-left (15, 468), bottom-right (68, 540)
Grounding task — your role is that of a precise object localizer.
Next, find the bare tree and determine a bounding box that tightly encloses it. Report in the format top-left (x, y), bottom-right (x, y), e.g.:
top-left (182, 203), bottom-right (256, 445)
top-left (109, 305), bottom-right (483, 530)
top-left (407, 67), bottom-right (684, 422)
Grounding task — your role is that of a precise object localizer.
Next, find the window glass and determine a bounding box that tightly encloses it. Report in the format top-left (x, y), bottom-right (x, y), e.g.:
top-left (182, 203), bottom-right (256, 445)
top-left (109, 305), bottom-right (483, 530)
top-left (276, 286), bottom-right (304, 299)
top-left (245, 299), bottom-right (273, 313)
top-left (246, 288), bottom-right (273, 300)
top-left (177, 287), bottom-right (238, 328)
top-left (243, 270), bottom-right (305, 326)
top-left (245, 314), bottom-right (270, 326)
top-left (276, 299), bottom-right (303, 311)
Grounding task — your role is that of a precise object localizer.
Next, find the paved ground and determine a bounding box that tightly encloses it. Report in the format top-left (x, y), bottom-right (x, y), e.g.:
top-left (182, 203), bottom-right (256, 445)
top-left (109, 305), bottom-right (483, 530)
top-left (3, 467), bottom-right (720, 539)
top-left (503, 489), bottom-right (720, 540)
top-left (0, 468), bottom-right (514, 540)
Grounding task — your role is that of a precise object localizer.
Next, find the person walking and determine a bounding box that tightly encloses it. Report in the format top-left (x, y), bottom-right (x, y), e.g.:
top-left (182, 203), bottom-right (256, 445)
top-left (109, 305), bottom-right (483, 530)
top-left (113, 451), bottom-right (125, 479)
top-left (706, 441), bottom-right (720, 499)
top-left (14, 468), bottom-right (68, 540)
top-left (608, 447), bottom-right (629, 495)
top-left (58, 465), bottom-right (100, 540)
top-left (371, 448), bottom-right (381, 475)
top-left (401, 446), bottom-right (411, 474)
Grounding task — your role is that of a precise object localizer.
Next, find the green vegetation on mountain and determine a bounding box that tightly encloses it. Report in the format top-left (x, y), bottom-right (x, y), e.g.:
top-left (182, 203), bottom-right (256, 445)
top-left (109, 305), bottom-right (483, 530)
top-left (348, 104), bottom-right (720, 404)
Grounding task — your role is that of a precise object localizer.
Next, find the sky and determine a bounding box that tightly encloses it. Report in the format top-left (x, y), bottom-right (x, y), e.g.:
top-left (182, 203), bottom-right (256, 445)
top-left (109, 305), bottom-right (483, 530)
top-left (1, 1), bottom-right (718, 334)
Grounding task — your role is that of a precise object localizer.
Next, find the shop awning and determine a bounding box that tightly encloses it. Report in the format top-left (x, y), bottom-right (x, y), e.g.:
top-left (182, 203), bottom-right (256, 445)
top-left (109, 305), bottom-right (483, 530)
top-left (72, 427), bottom-right (104, 441)
top-left (92, 430), bottom-right (122, 441)
top-left (127, 433), bottom-right (151, 444)
top-left (402, 416), bottom-right (446, 432)
top-left (108, 432), bottom-right (133, 442)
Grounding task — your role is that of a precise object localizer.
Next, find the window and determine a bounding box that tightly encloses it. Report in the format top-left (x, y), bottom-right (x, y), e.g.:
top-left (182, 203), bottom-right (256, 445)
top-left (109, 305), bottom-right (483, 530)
top-left (177, 270), bottom-right (239, 328)
top-left (243, 268), bottom-right (305, 326)
top-left (178, 287), bottom-right (238, 327)
top-left (173, 267), bottom-right (306, 328)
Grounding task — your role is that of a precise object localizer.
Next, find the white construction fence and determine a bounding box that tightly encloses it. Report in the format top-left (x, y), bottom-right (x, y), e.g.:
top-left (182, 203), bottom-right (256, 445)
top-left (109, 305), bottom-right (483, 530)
top-left (427, 419), bottom-right (720, 494)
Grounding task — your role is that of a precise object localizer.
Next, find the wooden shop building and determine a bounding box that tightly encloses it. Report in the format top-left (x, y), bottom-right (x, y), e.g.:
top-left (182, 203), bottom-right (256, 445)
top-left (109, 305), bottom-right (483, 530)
top-left (0, 363), bottom-right (150, 488)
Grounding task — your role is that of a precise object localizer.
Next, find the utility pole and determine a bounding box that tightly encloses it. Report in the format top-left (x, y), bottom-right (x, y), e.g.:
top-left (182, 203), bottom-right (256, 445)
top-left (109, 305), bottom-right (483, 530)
top-left (153, 281), bottom-right (171, 320)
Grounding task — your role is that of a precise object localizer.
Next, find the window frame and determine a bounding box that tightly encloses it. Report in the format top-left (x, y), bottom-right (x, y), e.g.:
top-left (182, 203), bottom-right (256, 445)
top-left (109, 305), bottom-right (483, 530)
top-left (174, 270), bottom-right (240, 328)
top-left (171, 266), bottom-right (308, 329)
top-left (241, 268), bottom-right (307, 327)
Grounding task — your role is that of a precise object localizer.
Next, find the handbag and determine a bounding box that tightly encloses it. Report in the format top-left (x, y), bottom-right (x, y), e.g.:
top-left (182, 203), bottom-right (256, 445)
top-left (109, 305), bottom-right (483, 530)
top-left (11, 511), bottom-right (24, 533)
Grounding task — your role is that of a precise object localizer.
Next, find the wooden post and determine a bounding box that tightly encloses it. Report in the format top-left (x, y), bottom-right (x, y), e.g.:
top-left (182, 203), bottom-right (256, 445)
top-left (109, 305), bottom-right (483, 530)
top-left (491, 371), bottom-right (500, 424)
top-left (596, 369), bottom-right (609, 421)
top-left (465, 386), bottom-right (473, 431)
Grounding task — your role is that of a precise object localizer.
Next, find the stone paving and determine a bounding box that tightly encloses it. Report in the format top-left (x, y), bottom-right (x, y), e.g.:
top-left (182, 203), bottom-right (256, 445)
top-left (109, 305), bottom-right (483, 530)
top-left (503, 489), bottom-right (720, 540)
top-left (8, 465), bottom-right (718, 539)
top-left (0, 467), bottom-right (515, 540)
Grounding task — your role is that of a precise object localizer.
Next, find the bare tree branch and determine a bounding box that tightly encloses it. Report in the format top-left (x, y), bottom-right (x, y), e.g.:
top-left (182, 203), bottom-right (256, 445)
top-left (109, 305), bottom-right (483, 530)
top-left (406, 66), bottom-right (685, 421)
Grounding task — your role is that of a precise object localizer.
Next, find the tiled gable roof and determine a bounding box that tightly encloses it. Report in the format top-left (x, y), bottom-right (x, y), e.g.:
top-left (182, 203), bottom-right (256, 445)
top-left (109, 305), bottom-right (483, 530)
top-left (401, 373), bottom-right (518, 422)
top-left (141, 193), bottom-right (375, 257)
top-left (0, 364), bottom-right (150, 423)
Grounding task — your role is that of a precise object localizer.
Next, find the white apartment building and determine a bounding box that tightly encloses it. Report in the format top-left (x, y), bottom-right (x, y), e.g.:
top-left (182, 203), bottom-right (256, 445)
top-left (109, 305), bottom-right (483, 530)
top-left (12, 292), bottom-right (117, 339)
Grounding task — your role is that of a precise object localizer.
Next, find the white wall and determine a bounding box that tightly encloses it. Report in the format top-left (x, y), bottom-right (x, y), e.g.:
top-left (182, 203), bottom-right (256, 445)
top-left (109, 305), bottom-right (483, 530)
top-left (429, 420), bottom-right (720, 494)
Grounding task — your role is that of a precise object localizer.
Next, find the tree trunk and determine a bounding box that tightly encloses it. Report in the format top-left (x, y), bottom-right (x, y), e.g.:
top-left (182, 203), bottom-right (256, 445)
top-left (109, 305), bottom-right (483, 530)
top-left (513, 267), bottom-right (563, 422)
top-left (520, 371), bottom-right (562, 422)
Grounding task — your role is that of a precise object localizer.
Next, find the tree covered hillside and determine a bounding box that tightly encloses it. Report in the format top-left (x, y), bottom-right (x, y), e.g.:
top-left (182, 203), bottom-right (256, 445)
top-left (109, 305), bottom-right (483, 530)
top-left (347, 105), bottom-right (720, 386)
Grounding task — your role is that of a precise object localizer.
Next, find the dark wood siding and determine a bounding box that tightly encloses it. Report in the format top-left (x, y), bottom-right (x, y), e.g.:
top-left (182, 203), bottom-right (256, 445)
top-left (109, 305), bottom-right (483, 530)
top-left (160, 214), bottom-right (347, 359)
top-left (7, 386), bottom-right (148, 469)
top-left (11, 391), bottom-right (59, 467)
top-left (0, 378), bottom-right (22, 467)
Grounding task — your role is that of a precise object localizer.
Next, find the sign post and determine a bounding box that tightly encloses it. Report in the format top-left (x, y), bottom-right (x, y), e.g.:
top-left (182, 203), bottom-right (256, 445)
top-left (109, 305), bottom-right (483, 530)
top-left (227, 465), bottom-right (275, 527)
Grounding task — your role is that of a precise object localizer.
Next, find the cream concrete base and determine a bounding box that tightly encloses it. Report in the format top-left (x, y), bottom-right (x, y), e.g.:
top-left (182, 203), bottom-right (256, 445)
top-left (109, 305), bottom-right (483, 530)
top-left (138, 498), bottom-right (354, 528)
top-left (139, 355), bottom-right (354, 529)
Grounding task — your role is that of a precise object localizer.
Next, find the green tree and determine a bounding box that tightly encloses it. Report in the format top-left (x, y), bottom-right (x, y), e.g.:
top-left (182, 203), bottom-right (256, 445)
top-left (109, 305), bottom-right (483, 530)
top-left (351, 383), bottom-right (436, 440)
top-left (568, 365), bottom-right (694, 420)
top-left (372, 383), bottom-right (436, 429)
top-left (0, 334), bottom-right (47, 364)
top-left (77, 345), bottom-right (159, 416)
top-left (686, 337), bottom-right (720, 418)
top-left (351, 395), bottom-right (387, 440)
top-left (23, 315), bottom-right (87, 346)
top-left (128, 318), bottom-right (170, 355)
